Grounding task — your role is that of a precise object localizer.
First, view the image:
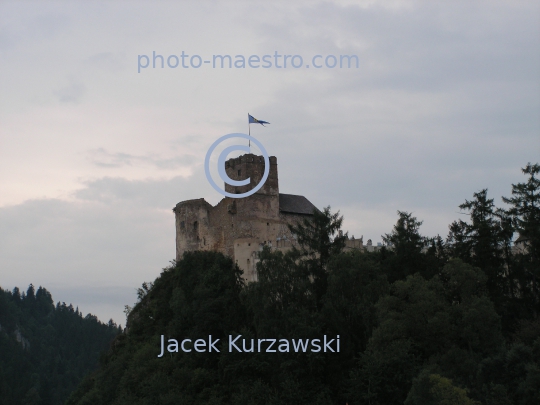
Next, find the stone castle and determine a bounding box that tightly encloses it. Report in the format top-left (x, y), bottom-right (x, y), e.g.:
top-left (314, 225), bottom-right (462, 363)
top-left (173, 154), bottom-right (365, 281)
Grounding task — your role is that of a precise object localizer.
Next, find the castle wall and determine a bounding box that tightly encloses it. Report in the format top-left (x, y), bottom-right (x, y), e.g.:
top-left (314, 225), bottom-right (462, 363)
top-left (173, 154), bottom-right (365, 281)
top-left (344, 238), bottom-right (364, 252)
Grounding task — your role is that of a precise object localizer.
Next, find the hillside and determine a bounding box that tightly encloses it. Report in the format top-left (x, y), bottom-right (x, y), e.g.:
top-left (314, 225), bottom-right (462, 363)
top-left (67, 166), bottom-right (540, 405)
top-left (63, 163), bottom-right (540, 403)
top-left (65, 246), bottom-right (539, 404)
top-left (0, 285), bottom-right (121, 405)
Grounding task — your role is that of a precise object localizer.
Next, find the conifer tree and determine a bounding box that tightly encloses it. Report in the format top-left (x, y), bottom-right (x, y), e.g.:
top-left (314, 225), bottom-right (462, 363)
top-left (287, 206), bottom-right (347, 306)
top-left (381, 211), bottom-right (429, 282)
top-left (503, 163), bottom-right (540, 316)
top-left (447, 189), bottom-right (511, 311)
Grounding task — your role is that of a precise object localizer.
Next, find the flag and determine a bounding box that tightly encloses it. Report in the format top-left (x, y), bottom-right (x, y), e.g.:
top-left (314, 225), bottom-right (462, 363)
top-left (248, 113), bottom-right (270, 126)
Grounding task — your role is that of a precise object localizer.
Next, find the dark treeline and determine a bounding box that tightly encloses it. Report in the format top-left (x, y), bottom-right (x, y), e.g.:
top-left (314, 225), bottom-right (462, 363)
top-left (67, 163), bottom-right (540, 404)
top-left (0, 284), bottom-right (121, 405)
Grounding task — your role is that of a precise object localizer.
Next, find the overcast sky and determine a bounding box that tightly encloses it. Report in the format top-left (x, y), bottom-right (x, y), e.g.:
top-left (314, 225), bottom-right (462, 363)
top-left (1, 0), bottom-right (539, 325)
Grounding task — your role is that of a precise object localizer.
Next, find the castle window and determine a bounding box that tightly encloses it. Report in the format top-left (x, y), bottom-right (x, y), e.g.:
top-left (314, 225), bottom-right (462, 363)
top-left (203, 237), bottom-right (206, 246)
top-left (247, 259), bottom-right (250, 267)
top-left (267, 222), bottom-right (269, 226)
top-left (248, 243), bottom-right (251, 246)
top-left (237, 169), bottom-right (241, 177)
top-left (193, 221), bottom-right (198, 231)
top-left (180, 221), bottom-right (185, 229)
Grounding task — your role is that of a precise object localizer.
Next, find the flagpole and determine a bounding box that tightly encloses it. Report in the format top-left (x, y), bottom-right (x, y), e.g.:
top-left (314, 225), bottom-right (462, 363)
top-left (247, 114), bottom-right (269, 155)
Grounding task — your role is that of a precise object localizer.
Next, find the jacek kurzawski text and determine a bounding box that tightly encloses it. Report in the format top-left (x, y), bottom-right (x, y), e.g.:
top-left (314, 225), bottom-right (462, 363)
top-left (157, 334), bottom-right (340, 356)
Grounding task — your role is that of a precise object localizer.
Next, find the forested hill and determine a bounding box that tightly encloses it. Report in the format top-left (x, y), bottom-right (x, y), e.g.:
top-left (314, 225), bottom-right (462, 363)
top-left (66, 163), bottom-right (539, 404)
top-left (0, 284), bottom-right (121, 405)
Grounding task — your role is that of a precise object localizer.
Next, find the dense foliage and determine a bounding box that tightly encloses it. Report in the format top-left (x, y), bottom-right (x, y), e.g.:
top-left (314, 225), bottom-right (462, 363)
top-left (66, 163), bottom-right (540, 404)
top-left (0, 285), bottom-right (121, 405)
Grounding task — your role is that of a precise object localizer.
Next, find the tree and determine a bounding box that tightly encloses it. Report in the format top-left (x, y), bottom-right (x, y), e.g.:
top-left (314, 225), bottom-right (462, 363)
top-left (447, 189), bottom-right (512, 320)
top-left (247, 246), bottom-right (315, 316)
top-left (349, 260), bottom-right (504, 404)
top-left (26, 284), bottom-right (35, 300)
top-left (503, 163), bottom-right (540, 260)
top-left (288, 205), bottom-right (347, 269)
top-left (287, 206), bottom-right (348, 306)
top-left (0, 285), bottom-right (121, 405)
top-left (323, 252), bottom-right (389, 354)
top-left (405, 371), bottom-right (479, 405)
top-left (503, 163), bottom-right (540, 316)
top-left (35, 286), bottom-right (54, 317)
top-left (478, 340), bottom-right (540, 405)
top-left (320, 252), bottom-right (390, 398)
top-left (381, 211), bottom-right (430, 282)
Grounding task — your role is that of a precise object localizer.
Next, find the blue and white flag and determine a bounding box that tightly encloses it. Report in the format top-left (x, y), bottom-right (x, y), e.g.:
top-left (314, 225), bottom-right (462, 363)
top-left (248, 114), bottom-right (270, 126)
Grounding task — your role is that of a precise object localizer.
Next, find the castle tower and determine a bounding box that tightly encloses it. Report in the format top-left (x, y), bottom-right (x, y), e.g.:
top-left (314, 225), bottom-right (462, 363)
top-left (224, 154), bottom-right (278, 197)
top-left (223, 154), bottom-right (280, 224)
top-left (173, 198), bottom-right (213, 254)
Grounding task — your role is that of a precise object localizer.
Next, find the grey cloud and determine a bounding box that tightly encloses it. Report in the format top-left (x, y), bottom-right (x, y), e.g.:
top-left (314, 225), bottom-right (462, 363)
top-left (0, 27), bottom-right (14, 51)
top-left (55, 80), bottom-right (86, 103)
top-left (243, 2), bottom-right (539, 219)
top-left (0, 164), bottom-right (217, 324)
top-left (250, 1), bottom-right (539, 90)
top-left (0, 196), bottom-right (175, 324)
top-left (83, 52), bottom-right (127, 72)
top-left (73, 174), bottom-right (205, 208)
top-left (87, 148), bottom-right (197, 170)
top-left (29, 12), bottom-right (70, 39)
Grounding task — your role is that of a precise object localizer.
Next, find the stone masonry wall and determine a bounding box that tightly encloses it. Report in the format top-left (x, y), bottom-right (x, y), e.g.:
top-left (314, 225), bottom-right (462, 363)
top-left (173, 154), bottom-right (364, 281)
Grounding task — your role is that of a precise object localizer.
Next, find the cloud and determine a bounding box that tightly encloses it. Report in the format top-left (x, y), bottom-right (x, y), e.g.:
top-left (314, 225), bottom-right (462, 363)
top-left (55, 80), bottom-right (86, 103)
top-left (1, 0), bottom-right (538, 325)
top-left (0, 195), bottom-right (173, 325)
top-left (0, 166), bottom-right (215, 324)
top-left (83, 51), bottom-right (127, 72)
top-left (87, 148), bottom-right (196, 170)
top-left (73, 175), bottom-right (203, 208)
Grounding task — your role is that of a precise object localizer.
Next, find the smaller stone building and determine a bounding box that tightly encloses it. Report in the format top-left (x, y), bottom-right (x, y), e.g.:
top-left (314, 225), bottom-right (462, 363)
top-left (173, 153), bottom-right (365, 281)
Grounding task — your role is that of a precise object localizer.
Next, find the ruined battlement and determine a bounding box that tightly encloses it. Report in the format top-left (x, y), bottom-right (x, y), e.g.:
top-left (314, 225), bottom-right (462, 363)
top-left (224, 153), bottom-right (278, 196)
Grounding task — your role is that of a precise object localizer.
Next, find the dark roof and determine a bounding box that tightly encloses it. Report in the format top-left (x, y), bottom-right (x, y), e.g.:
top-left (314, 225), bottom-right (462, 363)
top-left (279, 193), bottom-right (317, 215)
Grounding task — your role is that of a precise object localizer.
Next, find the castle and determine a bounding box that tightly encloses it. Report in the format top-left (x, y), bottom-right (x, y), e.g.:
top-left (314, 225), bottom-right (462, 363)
top-left (173, 154), bottom-right (364, 281)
